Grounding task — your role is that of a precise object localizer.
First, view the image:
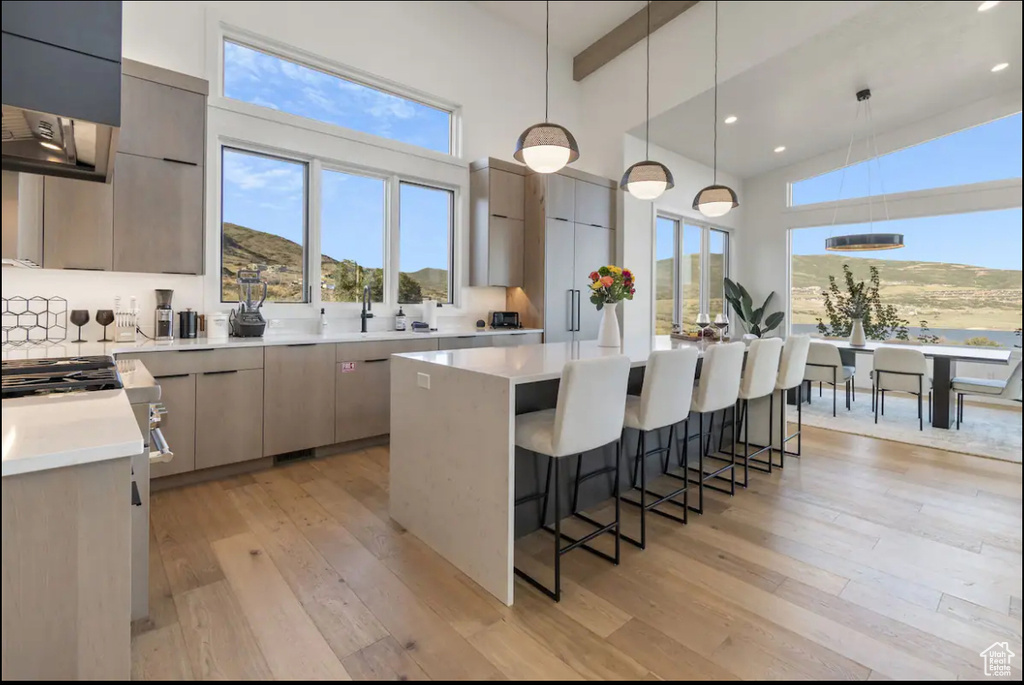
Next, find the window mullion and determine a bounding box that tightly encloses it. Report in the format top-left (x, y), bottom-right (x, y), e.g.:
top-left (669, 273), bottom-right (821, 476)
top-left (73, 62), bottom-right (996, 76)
top-left (308, 159), bottom-right (322, 307)
top-left (387, 175), bottom-right (401, 309)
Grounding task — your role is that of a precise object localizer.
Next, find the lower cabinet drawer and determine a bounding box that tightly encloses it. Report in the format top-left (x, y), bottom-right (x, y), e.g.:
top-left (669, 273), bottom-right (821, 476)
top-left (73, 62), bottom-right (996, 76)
top-left (120, 347), bottom-right (263, 377)
top-left (335, 359), bottom-right (390, 442)
top-left (438, 335), bottom-right (487, 350)
top-left (150, 373), bottom-right (196, 478)
top-left (491, 332), bottom-right (543, 347)
top-left (195, 368), bottom-right (264, 470)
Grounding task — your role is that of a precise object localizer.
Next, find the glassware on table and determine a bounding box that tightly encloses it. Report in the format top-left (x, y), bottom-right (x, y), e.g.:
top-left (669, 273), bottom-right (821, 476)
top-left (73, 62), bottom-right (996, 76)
top-left (695, 312), bottom-right (711, 348)
top-left (96, 309), bottom-right (115, 342)
top-left (714, 312), bottom-right (729, 342)
top-left (70, 309), bottom-right (90, 343)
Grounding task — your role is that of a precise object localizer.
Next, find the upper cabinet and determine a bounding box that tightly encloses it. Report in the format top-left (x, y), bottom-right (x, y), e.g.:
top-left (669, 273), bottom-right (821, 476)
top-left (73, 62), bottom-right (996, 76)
top-left (42, 175), bottom-right (113, 270)
top-left (470, 159), bottom-right (526, 287)
top-left (119, 75), bottom-right (206, 166)
top-left (544, 173), bottom-right (576, 222)
top-left (574, 180), bottom-right (615, 229)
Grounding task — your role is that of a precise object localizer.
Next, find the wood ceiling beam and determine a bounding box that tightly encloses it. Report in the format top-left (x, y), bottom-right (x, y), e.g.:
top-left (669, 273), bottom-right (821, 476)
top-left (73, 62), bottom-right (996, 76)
top-left (573, 1), bottom-right (699, 81)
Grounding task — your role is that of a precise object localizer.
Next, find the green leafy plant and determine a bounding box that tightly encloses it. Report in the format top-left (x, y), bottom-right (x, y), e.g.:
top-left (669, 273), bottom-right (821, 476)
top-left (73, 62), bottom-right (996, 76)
top-left (917, 320), bottom-right (940, 345)
top-left (816, 264), bottom-right (909, 341)
top-left (723, 278), bottom-right (784, 337)
top-left (964, 336), bottom-right (1001, 347)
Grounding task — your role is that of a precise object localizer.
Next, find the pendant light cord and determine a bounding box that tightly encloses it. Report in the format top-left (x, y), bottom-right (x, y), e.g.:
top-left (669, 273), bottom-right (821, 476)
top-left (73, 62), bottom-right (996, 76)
top-left (645, 1), bottom-right (651, 160)
top-left (867, 99), bottom-right (891, 222)
top-left (829, 104), bottom-right (861, 230)
top-left (545, 0), bottom-right (550, 122)
top-left (713, 0), bottom-right (719, 184)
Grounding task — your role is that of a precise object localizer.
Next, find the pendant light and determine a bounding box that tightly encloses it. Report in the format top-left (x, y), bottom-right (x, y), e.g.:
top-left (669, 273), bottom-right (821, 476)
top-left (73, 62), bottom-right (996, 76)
top-left (621, 1), bottom-right (674, 200)
top-left (693, 1), bottom-right (738, 218)
top-left (514, 0), bottom-right (579, 173)
top-left (825, 89), bottom-right (904, 252)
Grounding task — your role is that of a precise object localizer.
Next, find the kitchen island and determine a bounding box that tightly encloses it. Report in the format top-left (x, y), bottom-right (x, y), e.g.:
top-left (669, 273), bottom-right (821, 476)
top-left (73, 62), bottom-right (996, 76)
top-left (389, 336), bottom-right (781, 605)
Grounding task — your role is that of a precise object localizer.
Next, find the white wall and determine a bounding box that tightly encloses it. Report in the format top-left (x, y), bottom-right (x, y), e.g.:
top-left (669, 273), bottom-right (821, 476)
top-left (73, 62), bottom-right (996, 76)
top-left (3, 1), bottom-right (585, 330)
top-left (620, 135), bottom-right (743, 340)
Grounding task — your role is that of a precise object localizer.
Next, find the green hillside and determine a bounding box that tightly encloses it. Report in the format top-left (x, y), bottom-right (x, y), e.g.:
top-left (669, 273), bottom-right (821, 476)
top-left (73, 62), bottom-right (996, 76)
top-left (791, 254), bottom-right (1021, 290)
top-left (222, 223), bottom-right (448, 303)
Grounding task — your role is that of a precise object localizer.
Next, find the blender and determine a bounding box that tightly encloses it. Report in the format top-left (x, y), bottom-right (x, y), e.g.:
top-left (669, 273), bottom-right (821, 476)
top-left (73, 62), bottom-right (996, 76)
top-left (229, 269), bottom-right (268, 337)
top-left (155, 289), bottom-right (174, 340)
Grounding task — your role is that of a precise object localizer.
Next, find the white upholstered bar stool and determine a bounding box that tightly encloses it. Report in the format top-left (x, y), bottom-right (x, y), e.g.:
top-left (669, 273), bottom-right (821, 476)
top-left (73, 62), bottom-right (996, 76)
top-left (872, 346), bottom-right (931, 430)
top-left (684, 341), bottom-right (745, 514)
top-left (613, 346), bottom-right (699, 549)
top-left (953, 360), bottom-right (1022, 429)
top-left (804, 342), bottom-right (856, 417)
top-left (734, 337), bottom-right (784, 486)
top-left (513, 355), bottom-right (630, 602)
top-left (770, 335), bottom-right (811, 468)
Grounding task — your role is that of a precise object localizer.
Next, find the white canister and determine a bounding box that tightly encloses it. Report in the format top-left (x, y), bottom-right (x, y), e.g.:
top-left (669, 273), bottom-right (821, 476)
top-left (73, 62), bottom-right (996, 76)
top-left (207, 312), bottom-right (230, 341)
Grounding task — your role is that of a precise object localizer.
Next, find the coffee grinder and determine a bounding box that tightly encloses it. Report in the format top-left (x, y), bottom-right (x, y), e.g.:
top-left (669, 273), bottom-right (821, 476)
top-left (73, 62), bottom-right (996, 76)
top-left (155, 289), bottom-right (174, 340)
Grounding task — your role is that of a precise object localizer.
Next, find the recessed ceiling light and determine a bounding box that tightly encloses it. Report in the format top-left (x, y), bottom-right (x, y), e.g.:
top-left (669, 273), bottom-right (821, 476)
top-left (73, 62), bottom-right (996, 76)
top-left (991, 62), bottom-right (1009, 72)
top-left (978, 1), bottom-right (1000, 11)
top-left (723, 115), bottom-right (737, 124)
top-left (39, 140), bottom-right (62, 151)
top-left (774, 146), bottom-right (786, 153)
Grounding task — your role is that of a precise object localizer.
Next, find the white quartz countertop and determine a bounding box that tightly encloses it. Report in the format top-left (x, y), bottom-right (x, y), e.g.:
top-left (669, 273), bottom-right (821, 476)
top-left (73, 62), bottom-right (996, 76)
top-left (0, 327), bottom-right (544, 360)
top-left (2, 389), bottom-right (144, 477)
top-left (395, 335), bottom-right (707, 384)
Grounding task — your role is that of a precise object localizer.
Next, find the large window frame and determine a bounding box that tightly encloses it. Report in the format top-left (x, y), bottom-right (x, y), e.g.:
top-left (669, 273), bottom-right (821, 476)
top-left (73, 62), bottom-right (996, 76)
top-left (655, 215), bottom-right (732, 334)
top-left (205, 24), bottom-right (466, 317)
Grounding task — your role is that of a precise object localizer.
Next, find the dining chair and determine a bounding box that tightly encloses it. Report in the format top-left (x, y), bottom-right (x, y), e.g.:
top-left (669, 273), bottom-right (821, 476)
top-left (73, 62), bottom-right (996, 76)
top-left (952, 360), bottom-right (1022, 429)
top-left (872, 346), bottom-right (932, 431)
top-left (804, 342), bottom-right (856, 417)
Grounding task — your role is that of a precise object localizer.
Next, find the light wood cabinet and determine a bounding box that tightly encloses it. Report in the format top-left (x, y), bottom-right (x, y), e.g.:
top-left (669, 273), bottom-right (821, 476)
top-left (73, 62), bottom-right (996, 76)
top-left (491, 332), bottom-right (543, 347)
top-left (119, 74), bottom-right (206, 165)
top-left (112, 153), bottom-right (203, 274)
top-left (150, 373), bottom-right (196, 478)
top-left (470, 160), bottom-right (526, 287)
top-left (263, 344), bottom-right (336, 456)
top-left (195, 369), bottom-right (264, 469)
top-left (42, 175), bottom-right (113, 270)
top-left (439, 335), bottom-right (490, 350)
top-left (544, 173), bottom-right (576, 222)
top-left (335, 360), bottom-right (390, 443)
top-left (574, 180), bottom-right (615, 229)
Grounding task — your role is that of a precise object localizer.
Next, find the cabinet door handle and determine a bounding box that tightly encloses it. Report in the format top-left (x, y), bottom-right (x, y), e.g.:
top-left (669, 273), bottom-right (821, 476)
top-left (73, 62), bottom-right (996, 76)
top-left (203, 369), bottom-right (238, 375)
top-left (492, 213), bottom-right (509, 219)
top-left (154, 373), bottom-right (189, 379)
top-left (364, 358), bottom-right (388, 363)
top-left (65, 266), bottom-right (105, 271)
top-left (567, 289), bottom-right (574, 332)
top-left (177, 348), bottom-right (206, 353)
top-left (456, 335), bottom-right (475, 339)
top-left (590, 223), bottom-right (603, 228)
top-left (553, 216), bottom-right (569, 222)
top-left (287, 343), bottom-right (317, 347)
top-left (162, 270), bottom-right (198, 275)
top-left (162, 157), bottom-right (199, 166)
top-left (575, 290), bottom-right (582, 332)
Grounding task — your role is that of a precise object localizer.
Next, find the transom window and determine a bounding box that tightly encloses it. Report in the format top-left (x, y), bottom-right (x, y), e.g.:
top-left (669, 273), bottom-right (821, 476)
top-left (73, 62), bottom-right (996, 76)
top-left (655, 217), bottom-right (730, 334)
top-left (223, 40), bottom-right (453, 155)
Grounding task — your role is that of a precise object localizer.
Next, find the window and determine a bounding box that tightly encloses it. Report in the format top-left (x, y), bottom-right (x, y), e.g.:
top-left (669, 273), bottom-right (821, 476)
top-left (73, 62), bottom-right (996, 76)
top-left (321, 170), bottom-right (386, 303)
top-left (223, 40), bottom-right (452, 154)
top-left (398, 182), bottom-right (453, 304)
top-left (221, 148), bottom-right (308, 303)
top-left (655, 217), bottom-right (729, 334)
top-left (790, 208), bottom-right (1022, 347)
top-left (791, 113), bottom-right (1023, 206)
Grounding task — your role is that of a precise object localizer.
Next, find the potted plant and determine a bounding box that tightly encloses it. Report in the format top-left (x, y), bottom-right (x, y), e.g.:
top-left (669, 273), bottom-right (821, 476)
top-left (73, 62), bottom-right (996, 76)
top-left (588, 265), bottom-right (635, 347)
top-left (723, 278), bottom-right (784, 339)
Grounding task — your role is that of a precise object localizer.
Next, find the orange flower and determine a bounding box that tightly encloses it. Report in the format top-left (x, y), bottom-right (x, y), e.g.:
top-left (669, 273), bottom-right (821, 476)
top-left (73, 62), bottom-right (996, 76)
top-left (600, 276), bottom-right (614, 287)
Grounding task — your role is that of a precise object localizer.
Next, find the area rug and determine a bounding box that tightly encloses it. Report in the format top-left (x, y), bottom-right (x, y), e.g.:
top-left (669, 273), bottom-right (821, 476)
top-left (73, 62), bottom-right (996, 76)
top-left (799, 389), bottom-right (1022, 463)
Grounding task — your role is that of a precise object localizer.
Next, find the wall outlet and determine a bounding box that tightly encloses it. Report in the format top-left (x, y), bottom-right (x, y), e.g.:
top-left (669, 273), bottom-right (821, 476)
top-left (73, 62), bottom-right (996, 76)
top-left (268, 318), bottom-right (285, 329)
top-left (417, 372), bottom-right (431, 390)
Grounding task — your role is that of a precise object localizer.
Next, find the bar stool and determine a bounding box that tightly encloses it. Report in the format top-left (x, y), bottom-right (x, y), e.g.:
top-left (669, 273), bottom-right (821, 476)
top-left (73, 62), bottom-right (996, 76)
top-left (513, 355), bottom-right (630, 602)
top-left (612, 347), bottom-right (698, 549)
top-left (734, 337), bottom-right (784, 486)
top-left (683, 341), bottom-right (745, 514)
top-left (769, 335), bottom-right (811, 468)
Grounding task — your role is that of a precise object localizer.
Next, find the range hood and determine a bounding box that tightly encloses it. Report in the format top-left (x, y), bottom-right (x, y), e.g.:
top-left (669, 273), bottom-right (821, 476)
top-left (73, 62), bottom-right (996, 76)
top-left (2, 1), bottom-right (123, 183)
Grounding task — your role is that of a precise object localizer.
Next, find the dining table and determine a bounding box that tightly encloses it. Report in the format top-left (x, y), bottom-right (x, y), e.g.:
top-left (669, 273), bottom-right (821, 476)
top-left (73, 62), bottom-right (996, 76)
top-left (819, 340), bottom-right (1013, 429)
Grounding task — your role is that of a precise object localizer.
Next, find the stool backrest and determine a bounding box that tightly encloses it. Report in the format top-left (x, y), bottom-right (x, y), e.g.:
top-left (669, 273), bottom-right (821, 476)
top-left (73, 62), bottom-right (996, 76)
top-left (553, 355), bottom-right (631, 456)
top-left (692, 341), bottom-right (745, 414)
top-left (639, 347), bottom-right (699, 430)
top-left (776, 334), bottom-right (811, 390)
top-left (740, 337), bottom-right (784, 399)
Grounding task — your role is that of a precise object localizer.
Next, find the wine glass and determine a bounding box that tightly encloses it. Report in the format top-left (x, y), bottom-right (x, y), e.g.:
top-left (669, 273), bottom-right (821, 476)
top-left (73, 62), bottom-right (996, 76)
top-left (96, 309), bottom-right (115, 342)
top-left (714, 312), bottom-right (729, 342)
top-left (70, 309), bottom-right (90, 343)
top-left (696, 312), bottom-right (711, 348)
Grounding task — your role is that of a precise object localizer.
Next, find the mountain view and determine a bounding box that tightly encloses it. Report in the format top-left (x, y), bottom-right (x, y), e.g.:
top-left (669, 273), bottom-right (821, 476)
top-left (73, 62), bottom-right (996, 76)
top-left (222, 223), bottom-right (448, 304)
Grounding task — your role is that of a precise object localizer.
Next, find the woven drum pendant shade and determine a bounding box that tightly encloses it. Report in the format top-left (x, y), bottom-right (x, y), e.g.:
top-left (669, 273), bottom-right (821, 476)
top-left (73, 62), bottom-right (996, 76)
top-left (621, 160), bottom-right (675, 200)
top-left (514, 123), bottom-right (580, 173)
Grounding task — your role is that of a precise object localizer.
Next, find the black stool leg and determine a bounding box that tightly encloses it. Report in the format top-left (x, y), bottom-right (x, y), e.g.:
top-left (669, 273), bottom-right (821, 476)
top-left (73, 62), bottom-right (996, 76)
top-left (553, 459), bottom-right (561, 600)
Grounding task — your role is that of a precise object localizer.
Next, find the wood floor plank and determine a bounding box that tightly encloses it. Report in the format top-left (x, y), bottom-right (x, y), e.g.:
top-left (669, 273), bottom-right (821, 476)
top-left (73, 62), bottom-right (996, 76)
top-left (225, 483), bottom-right (389, 659)
top-left (1011, 596), bottom-right (1023, 621)
top-left (607, 618), bottom-right (738, 680)
top-left (174, 579), bottom-right (272, 680)
top-left (341, 636), bottom-right (431, 681)
top-left (211, 531), bottom-right (352, 680)
top-left (467, 619), bottom-right (585, 680)
top-left (150, 489), bottom-right (225, 596)
top-left (132, 526), bottom-right (178, 636)
top-left (938, 593), bottom-right (1023, 645)
top-left (131, 623), bottom-right (194, 680)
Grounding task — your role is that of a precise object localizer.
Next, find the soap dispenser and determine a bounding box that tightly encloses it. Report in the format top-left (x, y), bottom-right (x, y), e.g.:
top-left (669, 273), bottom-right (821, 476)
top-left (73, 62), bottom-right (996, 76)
top-left (395, 307), bottom-right (407, 331)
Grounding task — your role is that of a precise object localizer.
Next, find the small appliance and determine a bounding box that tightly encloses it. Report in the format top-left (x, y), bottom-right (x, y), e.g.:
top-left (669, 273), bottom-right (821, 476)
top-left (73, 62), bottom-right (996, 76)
top-left (1, 356), bottom-right (123, 399)
top-left (229, 269), bottom-right (268, 338)
top-left (177, 309), bottom-right (198, 339)
top-left (490, 311), bottom-right (522, 329)
top-left (155, 289), bottom-right (174, 341)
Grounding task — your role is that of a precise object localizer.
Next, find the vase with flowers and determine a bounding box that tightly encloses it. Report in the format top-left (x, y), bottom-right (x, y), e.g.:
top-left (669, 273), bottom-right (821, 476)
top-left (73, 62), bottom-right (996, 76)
top-left (588, 265), bottom-right (635, 347)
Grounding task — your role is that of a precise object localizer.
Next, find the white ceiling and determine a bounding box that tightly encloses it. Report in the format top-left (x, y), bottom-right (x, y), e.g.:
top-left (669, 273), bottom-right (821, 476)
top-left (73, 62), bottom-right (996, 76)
top-left (474, 0), bottom-right (648, 55)
top-left (637, 0), bottom-right (1023, 179)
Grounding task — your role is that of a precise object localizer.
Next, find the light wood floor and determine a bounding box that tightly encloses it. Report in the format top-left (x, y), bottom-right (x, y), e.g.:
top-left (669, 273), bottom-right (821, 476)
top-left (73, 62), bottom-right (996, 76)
top-left (132, 426), bottom-right (1023, 680)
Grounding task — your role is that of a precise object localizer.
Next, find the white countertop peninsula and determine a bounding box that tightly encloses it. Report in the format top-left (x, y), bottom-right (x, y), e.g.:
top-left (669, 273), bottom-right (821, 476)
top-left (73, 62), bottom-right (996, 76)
top-left (389, 335), bottom-right (751, 606)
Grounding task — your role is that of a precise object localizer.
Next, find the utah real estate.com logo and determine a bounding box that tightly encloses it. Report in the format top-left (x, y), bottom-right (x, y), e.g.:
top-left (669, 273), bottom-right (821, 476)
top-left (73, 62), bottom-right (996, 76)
top-left (980, 642), bottom-right (1015, 678)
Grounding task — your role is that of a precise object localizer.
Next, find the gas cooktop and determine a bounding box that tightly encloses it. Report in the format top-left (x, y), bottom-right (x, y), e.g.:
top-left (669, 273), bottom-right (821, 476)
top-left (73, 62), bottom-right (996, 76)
top-left (1, 356), bottom-right (123, 399)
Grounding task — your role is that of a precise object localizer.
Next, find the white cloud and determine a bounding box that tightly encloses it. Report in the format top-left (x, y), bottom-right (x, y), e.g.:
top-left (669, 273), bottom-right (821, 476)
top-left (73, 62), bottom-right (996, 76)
top-left (223, 152), bottom-right (303, 197)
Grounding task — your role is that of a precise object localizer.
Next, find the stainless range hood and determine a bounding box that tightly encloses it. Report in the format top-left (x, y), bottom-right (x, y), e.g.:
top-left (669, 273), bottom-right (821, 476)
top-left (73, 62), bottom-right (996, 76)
top-left (2, 1), bottom-right (123, 183)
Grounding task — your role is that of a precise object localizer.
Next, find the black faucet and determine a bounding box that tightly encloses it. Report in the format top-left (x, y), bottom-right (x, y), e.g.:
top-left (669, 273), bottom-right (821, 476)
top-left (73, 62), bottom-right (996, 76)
top-left (361, 284), bottom-right (374, 333)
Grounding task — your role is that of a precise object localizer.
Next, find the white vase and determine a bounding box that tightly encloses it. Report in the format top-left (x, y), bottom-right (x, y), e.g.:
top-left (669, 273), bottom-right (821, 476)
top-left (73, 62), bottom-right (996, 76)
top-left (597, 302), bottom-right (621, 348)
top-left (850, 318), bottom-right (867, 347)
